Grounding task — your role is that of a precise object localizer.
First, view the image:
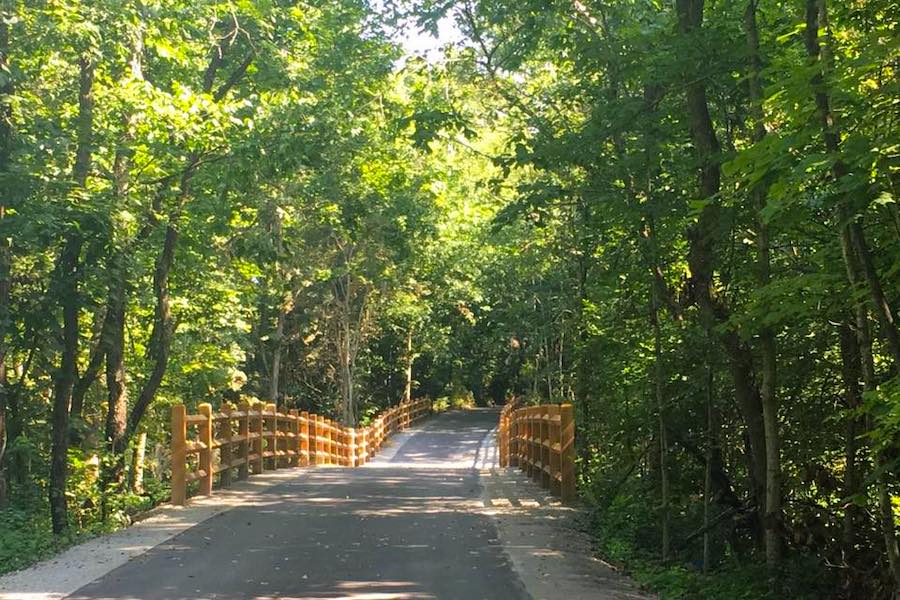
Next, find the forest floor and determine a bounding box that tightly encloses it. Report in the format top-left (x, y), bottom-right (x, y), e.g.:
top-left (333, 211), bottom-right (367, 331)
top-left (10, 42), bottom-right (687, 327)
top-left (0, 409), bottom-right (647, 600)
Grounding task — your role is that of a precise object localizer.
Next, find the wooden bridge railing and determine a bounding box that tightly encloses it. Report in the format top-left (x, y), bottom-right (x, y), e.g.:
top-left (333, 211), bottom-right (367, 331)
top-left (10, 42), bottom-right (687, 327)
top-left (171, 398), bottom-right (432, 505)
top-left (498, 402), bottom-right (576, 502)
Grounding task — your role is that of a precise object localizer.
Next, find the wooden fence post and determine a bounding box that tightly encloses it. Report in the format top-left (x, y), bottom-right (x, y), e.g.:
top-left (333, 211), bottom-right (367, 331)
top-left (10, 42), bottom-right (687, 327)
top-left (253, 401), bottom-right (264, 474)
top-left (334, 421), bottom-right (341, 465)
top-left (318, 416), bottom-right (325, 465)
top-left (264, 403), bottom-right (276, 469)
top-left (171, 405), bottom-right (187, 506)
top-left (348, 428), bottom-right (355, 467)
top-left (560, 403), bottom-right (576, 502)
top-left (522, 406), bottom-right (531, 477)
top-left (548, 404), bottom-right (561, 496)
top-left (300, 411), bottom-right (310, 466)
top-left (322, 418), bottom-right (329, 464)
top-left (328, 419), bottom-right (336, 465)
top-left (529, 407), bottom-right (538, 479)
top-left (198, 403), bottom-right (214, 496)
top-left (220, 403), bottom-right (233, 488)
top-left (289, 409), bottom-right (300, 467)
top-left (360, 427), bottom-right (368, 465)
top-left (498, 410), bottom-right (508, 467)
top-left (540, 405), bottom-right (551, 489)
top-left (509, 408), bottom-right (519, 467)
top-left (313, 416), bottom-right (323, 465)
top-left (239, 399), bottom-right (250, 480)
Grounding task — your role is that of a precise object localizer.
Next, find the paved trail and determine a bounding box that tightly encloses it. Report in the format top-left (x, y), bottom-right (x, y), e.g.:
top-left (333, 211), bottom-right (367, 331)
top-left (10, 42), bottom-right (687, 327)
top-left (69, 410), bottom-right (529, 600)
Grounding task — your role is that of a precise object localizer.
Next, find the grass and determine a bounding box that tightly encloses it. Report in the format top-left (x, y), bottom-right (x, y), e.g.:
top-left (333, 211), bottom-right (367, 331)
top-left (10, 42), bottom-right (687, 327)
top-left (0, 502), bottom-right (112, 575)
top-left (0, 476), bottom-right (170, 576)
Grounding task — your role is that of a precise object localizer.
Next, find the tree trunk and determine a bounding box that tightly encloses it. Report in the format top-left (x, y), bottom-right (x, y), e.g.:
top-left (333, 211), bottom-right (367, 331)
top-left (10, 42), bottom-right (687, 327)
top-left (268, 203), bottom-right (285, 405)
top-left (838, 320), bottom-right (862, 550)
top-left (69, 322), bottom-right (106, 419)
top-left (675, 0), bottom-right (768, 533)
top-left (102, 13), bottom-right (141, 467)
top-left (651, 291), bottom-right (669, 562)
top-left (49, 50), bottom-right (95, 534)
top-left (804, 0), bottom-right (900, 368)
top-left (127, 224), bottom-right (177, 439)
top-left (404, 328), bottom-right (413, 403)
top-left (130, 431), bottom-right (146, 494)
top-left (72, 54), bottom-right (94, 188)
top-left (50, 235), bottom-right (82, 534)
top-left (574, 227), bottom-right (592, 464)
top-left (805, 0), bottom-right (900, 586)
top-left (0, 9), bottom-right (12, 507)
top-left (338, 281), bottom-right (355, 424)
top-left (269, 308), bottom-right (284, 404)
top-left (745, 0), bottom-right (782, 569)
top-left (123, 29), bottom-right (249, 443)
top-left (104, 282), bottom-right (127, 457)
top-left (703, 362), bottom-right (717, 572)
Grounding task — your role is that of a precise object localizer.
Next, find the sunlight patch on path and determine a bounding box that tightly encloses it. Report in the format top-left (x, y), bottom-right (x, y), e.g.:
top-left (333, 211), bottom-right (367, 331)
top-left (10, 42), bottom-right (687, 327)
top-left (477, 423), bottom-right (652, 600)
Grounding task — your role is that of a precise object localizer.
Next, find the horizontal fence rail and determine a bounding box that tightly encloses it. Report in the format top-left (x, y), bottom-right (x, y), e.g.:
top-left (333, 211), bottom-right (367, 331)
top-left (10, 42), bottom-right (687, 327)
top-left (171, 398), bottom-right (431, 505)
top-left (498, 402), bottom-right (576, 502)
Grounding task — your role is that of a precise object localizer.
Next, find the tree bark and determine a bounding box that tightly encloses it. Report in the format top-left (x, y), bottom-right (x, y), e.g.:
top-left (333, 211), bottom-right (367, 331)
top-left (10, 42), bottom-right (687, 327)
top-left (102, 11), bottom-right (143, 474)
top-left (803, 0), bottom-right (900, 368)
top-left (675, 0), bottom-right (768, 531)
top-left (268, 203), bottom-right (285, 405)
top-left (838, 320), bottom-right (862, 550)
top-left (72, 55), bottom-right (94, 188)
top-left (69, 322), bottom-right (106, 419)
top-left (130, 431), bottom-right (146, 494)
top-left (104, 282), bottom-right (127, 457)
top-left (336, 273), bottom-right (356, 424)
top-left (805, 0), bottom-right (900, 586)
top-left (127, 223), bottom-right (177, 439)
top-left (744, 0), bottom-right (782, 569)
top-left (403, 328), bottom-right (413, 403)
top-left (49, 235), bottom-right (81, 533)
top-left (49, 49), bottom-right (95, 534)
top-left (0, 7), bottom-right (12, 506)
top-left (651, 291), bottom-right (670, 562)
top-left (269, 308), bottom-right (284, 404)
top-left (123, 27), bottom-right (251, 442)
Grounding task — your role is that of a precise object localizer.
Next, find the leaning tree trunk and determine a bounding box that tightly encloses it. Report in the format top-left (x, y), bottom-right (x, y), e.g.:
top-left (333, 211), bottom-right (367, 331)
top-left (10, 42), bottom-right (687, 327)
top-left (804, 0), bottom-right (900, 586)
top-left (127, 223), bottom-right (177, 439)
top-left (675, 0), bottom-right (769, 537)
top-left (122, 27), bottom-right (252, 445)
top-left (804, 0), bottom-right (900, 367)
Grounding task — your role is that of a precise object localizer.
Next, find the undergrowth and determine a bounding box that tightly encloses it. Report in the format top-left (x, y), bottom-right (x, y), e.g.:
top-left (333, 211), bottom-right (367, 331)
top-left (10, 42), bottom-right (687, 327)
top-left (590, 492), bottom-right (840, 600)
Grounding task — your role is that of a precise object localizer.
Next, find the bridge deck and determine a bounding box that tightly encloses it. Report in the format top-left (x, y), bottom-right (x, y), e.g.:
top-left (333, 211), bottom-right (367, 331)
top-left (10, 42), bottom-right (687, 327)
top-left (68, 409), bottom-right (529, 600)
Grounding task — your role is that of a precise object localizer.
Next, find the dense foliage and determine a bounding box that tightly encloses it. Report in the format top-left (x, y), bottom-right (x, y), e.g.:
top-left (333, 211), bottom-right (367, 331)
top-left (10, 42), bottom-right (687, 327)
top-left (1, 0), bottom-right (898, 598)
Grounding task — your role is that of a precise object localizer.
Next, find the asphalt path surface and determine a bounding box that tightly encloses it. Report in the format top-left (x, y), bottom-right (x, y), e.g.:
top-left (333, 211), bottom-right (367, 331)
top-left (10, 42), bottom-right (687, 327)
top-left (68, 409), bottom-right (529, 600)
